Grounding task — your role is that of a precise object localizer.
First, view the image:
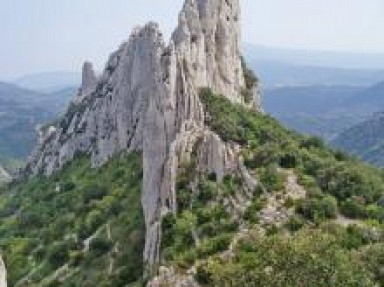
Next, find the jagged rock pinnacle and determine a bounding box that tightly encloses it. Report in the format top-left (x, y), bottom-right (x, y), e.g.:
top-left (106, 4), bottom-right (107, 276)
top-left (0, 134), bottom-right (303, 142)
top-left (26, 0), bottom-right (260, 274)
top-left (79, 61), bottom-right (97, 99)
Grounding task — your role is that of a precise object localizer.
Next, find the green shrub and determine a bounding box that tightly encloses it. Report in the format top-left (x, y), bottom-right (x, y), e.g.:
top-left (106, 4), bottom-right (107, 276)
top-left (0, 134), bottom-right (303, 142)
top-left (83, 184), bottom-right (108, 203)
top-left (197, 180), bottom-right (218, 202)
top-left (195, 262), bottom-right (214, 285)
top-left (222, 175), bottom-right (242, 196)
top-left (162, 213), bottom-right (177, 247)
top-left (341, 198), bottom-right (368, 219)
top-left (285, 215), bottom-right (306, 231)
top-left (196, 234), bottom-right (232, 258)
top-left (297, 195), bottom-right (338, 224)
top-left (301, 136), bottom-right (325, 149)
top-left (244, 145), bottom-right (281, 169)
top-left (279, 153), bottom-right (298, 168)
top-left (89, 238), bottom-right (113, 257)
top-left (244, 197), bottom-right (265, 223)
top-left (62, 181), bottom-right (76, 192)
top-left (366, 205), bottom-right (384, 222)
top-left (259, 164), bottom-right (286, 192)
top-left (241, 56), bottom-right (259, 90)
top-left (69, 251), bottom-right (84, 267)
top-left (47, 242), bottom-right (70, 268)
top-left (377, 197), bottom-right (384, 207)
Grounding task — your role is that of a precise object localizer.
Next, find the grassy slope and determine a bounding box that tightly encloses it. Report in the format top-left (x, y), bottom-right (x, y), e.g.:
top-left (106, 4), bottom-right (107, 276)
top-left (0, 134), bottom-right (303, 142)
top-left (0, 152), bottom-right (144, 286)
top-left (161, 89), bottom-right (384, 286)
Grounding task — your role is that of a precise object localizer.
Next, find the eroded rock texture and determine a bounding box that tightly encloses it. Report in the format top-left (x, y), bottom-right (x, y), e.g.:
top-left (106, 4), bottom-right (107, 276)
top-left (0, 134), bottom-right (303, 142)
top-left (26, 0), bottom-right (260, 271)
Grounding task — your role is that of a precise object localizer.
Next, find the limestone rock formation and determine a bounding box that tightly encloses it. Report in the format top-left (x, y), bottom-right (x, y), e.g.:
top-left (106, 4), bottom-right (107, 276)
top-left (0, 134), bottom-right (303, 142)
top-left (0, 256), bottom-right (6, 287)
top-left (26, 0), bottom-right (260, 272)
top-left (148, 266), bottom-right (199, 287)
top-left (78, 61), bottom-right (97, 101)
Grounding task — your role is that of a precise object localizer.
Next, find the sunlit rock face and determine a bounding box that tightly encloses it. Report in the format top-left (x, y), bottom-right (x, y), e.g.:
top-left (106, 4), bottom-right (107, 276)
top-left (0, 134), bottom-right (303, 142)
top-left (26, 0), bottom-right (260, 270)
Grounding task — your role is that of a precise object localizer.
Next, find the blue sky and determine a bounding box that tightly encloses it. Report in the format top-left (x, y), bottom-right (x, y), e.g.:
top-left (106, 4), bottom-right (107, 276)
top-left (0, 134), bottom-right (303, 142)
top-left (1, 0), bottom-right (384, 80)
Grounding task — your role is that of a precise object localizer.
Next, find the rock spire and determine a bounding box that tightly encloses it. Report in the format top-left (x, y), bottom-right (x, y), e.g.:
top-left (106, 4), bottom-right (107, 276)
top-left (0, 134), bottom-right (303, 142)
top-left (26, 0), bottom-right (260, 272)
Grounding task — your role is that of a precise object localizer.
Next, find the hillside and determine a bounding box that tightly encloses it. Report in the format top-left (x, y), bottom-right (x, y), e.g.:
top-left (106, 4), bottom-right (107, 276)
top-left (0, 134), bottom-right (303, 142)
top-left (348, 81), bottom-right (384, 108)
top-left (1, 90), bottom-right (384, 286)
top-left (263, 82), bottom-right (384, 140)
top-left (333, 112), bottom-right (384, 167)
top-left (0, 153), bottom-right (144, 286)
top-left (1, 0), bottom-right (384, 286)
top-left (0, 82), bottom-right (75, 166)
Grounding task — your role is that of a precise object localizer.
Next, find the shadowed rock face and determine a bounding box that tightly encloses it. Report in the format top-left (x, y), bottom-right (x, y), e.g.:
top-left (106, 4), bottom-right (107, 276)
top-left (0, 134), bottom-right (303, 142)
top-left (26, 0), bottom-right (260, 271)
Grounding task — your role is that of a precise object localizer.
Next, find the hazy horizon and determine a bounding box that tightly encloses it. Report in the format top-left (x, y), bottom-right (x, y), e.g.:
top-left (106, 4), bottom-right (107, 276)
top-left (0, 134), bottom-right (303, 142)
top-left (2, 0), bottom-right (384, 81)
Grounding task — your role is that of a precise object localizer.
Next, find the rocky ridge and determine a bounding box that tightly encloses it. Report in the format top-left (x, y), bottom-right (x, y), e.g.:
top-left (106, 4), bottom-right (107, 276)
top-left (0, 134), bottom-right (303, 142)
top-left (26, 0), bottom-right (260, 274)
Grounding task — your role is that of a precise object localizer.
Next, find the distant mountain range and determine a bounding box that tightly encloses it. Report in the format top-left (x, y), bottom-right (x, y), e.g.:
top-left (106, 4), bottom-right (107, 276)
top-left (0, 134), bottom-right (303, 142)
top-left (243, 44), bottom-right (384, 87)
top-left (15, 71), bottom-right (81, 92)
top-left (263, 82), bottom-right (384, 141)
top-left (333, 112), bottom-right (384, 167)
top-left (0, 82), bottom-right (76, 166)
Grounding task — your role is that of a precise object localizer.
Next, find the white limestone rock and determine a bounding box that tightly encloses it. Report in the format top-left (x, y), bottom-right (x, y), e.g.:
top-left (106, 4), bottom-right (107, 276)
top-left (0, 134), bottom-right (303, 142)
top-left (147, 266), bottom-right (200, 287)
top-left (80, 61), bottom-right (97, 98)
top-left (26, 0), bottom-right (260, 272)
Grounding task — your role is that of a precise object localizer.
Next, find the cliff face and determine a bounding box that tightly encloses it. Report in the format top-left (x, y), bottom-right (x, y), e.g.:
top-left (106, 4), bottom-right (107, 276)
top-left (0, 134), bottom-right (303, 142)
top-left (26, 0), bottom-right (260, 270)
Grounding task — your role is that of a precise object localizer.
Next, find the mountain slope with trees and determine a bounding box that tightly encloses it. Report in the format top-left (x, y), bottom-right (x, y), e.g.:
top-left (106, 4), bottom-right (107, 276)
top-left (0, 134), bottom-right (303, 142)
top-left (333, 111), bottom-right (384, 167)
top-left (1, 90), bottom-right (383, 286)
top-left (264, 81), bottom-right (384, 141)
top-left (0, 82), bottom-right (75, 168)
top-left (1, 0), bottom-right (384, 286)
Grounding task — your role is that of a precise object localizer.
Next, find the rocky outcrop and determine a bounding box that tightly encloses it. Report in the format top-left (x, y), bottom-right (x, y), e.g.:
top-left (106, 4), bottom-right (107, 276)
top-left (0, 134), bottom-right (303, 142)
top-left (148, 266), bottom-right (199, 287)
top-left (0, 256), bottom-right (6, 287)
top-left (26, 0), bottom-right (260, 272)
top-left (77, 61), bottom-right (97, 101)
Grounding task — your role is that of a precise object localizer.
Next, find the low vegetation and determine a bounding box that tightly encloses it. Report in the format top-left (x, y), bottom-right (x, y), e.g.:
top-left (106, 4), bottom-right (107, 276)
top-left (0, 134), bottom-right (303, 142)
top-left (157, 88), bottom-right (384, 286)
top-left (1, 87), bottom-right (384, 286)
top-left (0, 152), bottom-right (144, 286)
